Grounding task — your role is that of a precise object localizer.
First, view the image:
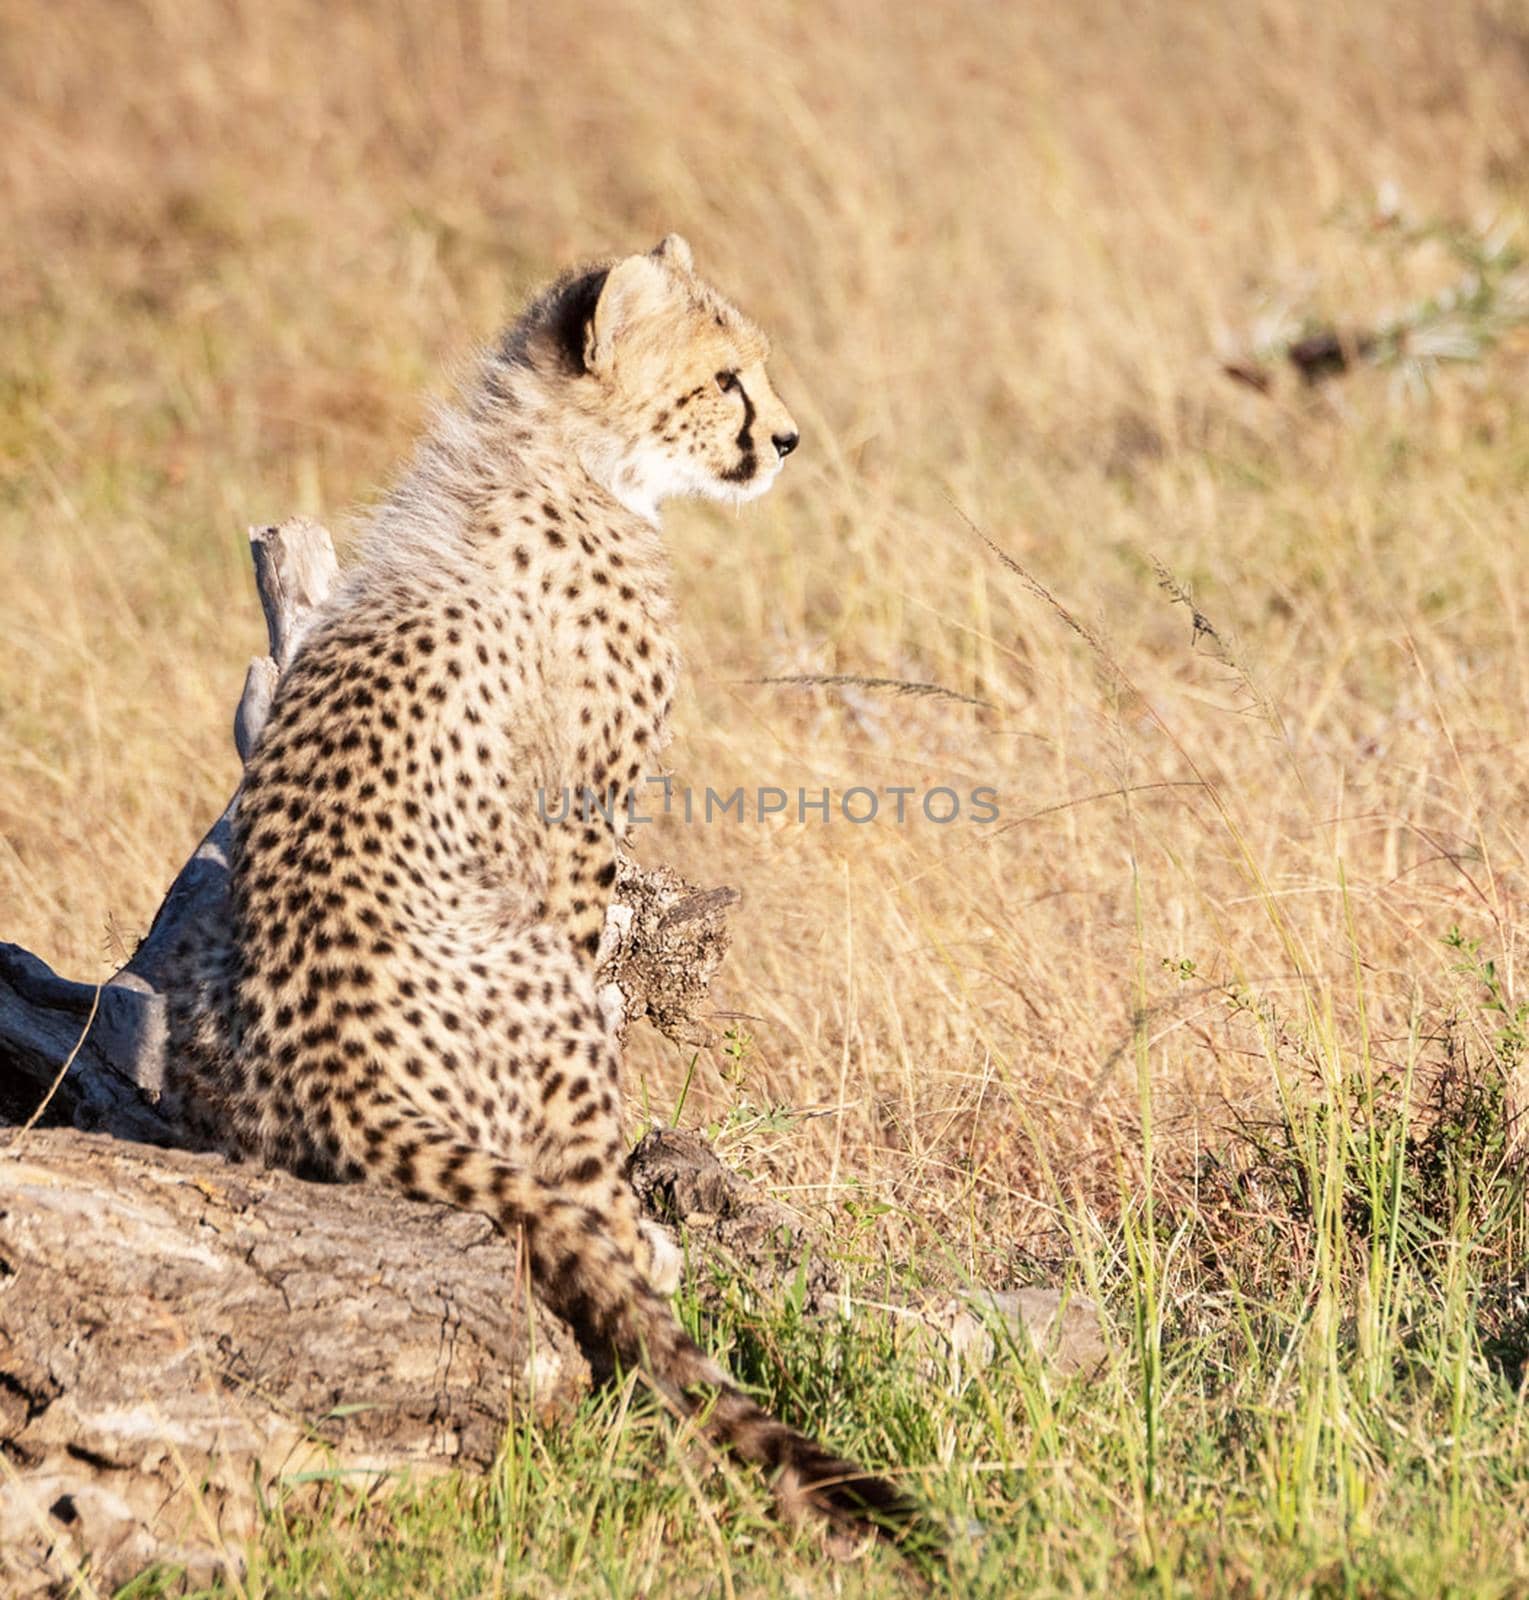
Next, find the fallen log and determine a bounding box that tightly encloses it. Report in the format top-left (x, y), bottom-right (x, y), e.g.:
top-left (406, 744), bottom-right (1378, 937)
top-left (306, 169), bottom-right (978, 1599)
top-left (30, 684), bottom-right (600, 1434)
top-left (0, 1130), bottom-right (586, 1594)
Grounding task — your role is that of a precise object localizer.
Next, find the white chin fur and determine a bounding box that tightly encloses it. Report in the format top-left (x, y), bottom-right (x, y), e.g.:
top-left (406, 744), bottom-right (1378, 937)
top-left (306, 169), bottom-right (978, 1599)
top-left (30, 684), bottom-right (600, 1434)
top-left (716, 463), bottom-right (783, 504)
top-left (591, 442), bottom-right (783, 521)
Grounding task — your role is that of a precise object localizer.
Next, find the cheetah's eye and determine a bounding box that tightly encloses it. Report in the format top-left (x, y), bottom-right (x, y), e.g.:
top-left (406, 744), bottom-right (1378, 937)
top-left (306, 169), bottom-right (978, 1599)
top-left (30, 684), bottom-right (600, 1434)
top-left (715, 370), bottom-right (739, 394)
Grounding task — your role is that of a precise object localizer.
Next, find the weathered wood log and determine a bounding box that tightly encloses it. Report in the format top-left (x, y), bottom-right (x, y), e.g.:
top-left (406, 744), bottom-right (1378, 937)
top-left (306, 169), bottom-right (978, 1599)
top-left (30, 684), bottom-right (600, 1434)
top-left (0, 1131), bottom-right (588, 1596)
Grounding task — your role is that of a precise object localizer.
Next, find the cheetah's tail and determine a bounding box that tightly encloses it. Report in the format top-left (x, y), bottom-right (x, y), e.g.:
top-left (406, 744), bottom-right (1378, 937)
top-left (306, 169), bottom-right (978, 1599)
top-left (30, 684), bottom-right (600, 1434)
top-left (371, 1106), bottom-right (926, 1544)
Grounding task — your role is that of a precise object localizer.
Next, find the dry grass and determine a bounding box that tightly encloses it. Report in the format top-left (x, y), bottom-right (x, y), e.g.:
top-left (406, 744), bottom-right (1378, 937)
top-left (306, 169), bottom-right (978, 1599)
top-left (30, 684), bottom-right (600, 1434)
top-left (5, 2), bottom-right (1529, 1590)
top-left (2, 0), bottom-right (1529, 1248)
top-left (6, 0), bottom-right (1526, 1234)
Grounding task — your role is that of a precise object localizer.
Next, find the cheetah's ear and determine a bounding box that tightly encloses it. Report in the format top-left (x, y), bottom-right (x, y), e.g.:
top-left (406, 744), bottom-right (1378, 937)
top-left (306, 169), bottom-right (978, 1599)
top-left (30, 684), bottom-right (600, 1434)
top-left (652, 233), bottom-right (694, 272)
top-left (585, 253), bottom-right (672, 375)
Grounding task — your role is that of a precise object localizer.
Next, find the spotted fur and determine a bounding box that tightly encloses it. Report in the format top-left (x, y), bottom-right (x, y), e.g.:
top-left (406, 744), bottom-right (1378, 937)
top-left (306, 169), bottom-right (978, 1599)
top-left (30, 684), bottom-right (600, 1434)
top-left (165, 237), bottom-right (914, 1539)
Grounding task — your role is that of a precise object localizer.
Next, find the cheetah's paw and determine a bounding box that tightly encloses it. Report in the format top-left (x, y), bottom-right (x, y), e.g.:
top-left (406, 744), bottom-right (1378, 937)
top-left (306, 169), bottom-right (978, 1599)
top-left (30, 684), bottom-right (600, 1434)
top-left (597, 981), bottom-right (626, 1037)
top-left (639, 1217), bottom-right (683, 1296)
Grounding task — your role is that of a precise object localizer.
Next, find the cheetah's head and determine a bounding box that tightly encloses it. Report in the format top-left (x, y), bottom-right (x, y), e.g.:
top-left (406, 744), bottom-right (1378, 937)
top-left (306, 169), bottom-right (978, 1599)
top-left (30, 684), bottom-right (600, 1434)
top-left (545, 236), bottom-right (799, 522)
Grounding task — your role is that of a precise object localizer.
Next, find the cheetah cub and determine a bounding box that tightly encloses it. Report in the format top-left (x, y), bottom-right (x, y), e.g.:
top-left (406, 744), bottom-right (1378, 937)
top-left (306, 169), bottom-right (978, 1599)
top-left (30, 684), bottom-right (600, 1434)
top-left (166, 236), bottom-right (913, 1539)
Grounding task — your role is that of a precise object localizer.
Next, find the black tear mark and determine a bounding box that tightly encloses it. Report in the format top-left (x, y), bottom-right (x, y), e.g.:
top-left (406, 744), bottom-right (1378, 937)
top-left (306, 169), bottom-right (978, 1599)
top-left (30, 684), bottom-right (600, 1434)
top-left (720, 380), bottom-right (758, 483)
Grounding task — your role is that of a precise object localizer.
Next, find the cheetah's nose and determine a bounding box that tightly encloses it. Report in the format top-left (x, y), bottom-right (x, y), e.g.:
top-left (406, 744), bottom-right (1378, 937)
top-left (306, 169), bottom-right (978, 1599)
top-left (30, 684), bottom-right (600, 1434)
top-left (772, 430), bottom-right (799, 459)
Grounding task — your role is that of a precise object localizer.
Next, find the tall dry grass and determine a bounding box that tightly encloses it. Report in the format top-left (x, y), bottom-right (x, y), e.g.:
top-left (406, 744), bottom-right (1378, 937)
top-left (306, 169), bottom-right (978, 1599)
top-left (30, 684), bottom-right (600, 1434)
top-left (3, 0), bottom-right (1529, 1275)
